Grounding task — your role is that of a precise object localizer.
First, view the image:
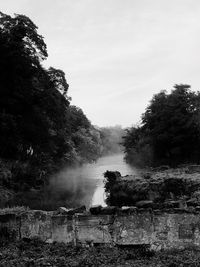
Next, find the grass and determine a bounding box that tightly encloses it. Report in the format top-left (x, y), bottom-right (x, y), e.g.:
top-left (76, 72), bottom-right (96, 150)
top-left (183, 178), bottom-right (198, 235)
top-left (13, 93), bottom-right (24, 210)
top-left (1, 238), bottom-right (200, 266)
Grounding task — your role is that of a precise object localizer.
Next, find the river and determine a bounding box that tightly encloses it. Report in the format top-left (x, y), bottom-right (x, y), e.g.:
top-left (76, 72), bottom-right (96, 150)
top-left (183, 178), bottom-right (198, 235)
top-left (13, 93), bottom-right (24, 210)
top-left (85, 153), bottom-right (139, 206)
top-left (10, 153), bottom-right (138, 210)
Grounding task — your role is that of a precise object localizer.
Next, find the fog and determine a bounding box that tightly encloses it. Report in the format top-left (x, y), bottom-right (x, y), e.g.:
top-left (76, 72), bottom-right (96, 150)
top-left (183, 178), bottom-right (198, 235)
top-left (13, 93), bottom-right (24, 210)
top-left (45, 154), bottom-right (138, 209)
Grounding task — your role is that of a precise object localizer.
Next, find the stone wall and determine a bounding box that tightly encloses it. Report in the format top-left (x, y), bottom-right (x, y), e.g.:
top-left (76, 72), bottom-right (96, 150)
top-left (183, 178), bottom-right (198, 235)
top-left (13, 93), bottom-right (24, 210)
top-left (2, 208), bottom-right (200, 251)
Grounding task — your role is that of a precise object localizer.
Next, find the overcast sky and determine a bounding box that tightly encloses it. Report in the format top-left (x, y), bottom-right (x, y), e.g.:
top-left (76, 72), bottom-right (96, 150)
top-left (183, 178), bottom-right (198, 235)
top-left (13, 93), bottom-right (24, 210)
top-left (1, 0), bottom-right (200, 127)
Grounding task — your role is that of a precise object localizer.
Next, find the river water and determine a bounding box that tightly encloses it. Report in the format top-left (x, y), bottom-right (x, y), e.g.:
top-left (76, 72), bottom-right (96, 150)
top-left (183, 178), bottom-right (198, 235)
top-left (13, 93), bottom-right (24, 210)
top-left (85, 153), bottom-right (139, 206)
top-left (39, 153), bottom-right (139, 210)
top-left (11, 153), bottom-right (138, 210)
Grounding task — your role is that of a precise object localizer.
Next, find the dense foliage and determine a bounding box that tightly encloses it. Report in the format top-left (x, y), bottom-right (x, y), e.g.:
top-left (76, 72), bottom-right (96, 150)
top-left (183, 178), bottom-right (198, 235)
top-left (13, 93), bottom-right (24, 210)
top-left (0, 12), bottom-right (102, 194)
top-left (123, 85), bottom-right (200, 167)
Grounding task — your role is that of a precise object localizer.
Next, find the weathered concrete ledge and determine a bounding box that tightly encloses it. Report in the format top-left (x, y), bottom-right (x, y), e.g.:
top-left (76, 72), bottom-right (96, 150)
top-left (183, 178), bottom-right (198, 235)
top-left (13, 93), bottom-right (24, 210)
top-left (2, 206), bottom-right (200, 251)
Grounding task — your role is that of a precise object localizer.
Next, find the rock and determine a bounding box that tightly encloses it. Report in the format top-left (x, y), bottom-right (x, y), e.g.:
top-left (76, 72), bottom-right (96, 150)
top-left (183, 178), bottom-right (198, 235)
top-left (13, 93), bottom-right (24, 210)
top-left (57, 207), bottom-right (69, 215)
top-left (121, 206), bottom-right (131, 211)
top-left (67, 205), bottom-right (86, 215)
top-left (135, 200), bottom-right (153, 208)
top-left (104, 171), bottom-right (121, 183)
top-left (89, 205), bottom-right (102, 215)
top-left (57, 205), bottom-right (86, 215)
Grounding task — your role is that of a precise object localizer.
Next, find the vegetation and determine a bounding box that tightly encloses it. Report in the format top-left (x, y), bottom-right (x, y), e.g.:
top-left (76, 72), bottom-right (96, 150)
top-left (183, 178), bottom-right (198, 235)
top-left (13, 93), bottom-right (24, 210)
top-left (99, 125), bottom-right (124, 156)
top-left (104, 168), bottom-right (200, 207)
top-left (0, 12), bottom-right (103, 206)
top-left (123, 84), bottom-right (200, 167)
top-left (0, 12), bottom-right (127, 209)
top-left (1, 238), bottom-right (200, 266)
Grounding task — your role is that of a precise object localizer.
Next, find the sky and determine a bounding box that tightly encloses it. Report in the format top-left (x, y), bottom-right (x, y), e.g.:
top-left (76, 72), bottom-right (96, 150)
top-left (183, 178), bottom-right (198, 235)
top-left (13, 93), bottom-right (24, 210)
top-left (1, 0), bottom-right (200, 127)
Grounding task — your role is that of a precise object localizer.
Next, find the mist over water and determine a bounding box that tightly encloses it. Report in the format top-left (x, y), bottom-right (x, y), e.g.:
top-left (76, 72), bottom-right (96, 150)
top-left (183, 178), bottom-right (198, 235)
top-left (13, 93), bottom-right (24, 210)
top-left (90, 154), bottom-right (139, 206)
top-left (48, 153), bottom-right (138, 208)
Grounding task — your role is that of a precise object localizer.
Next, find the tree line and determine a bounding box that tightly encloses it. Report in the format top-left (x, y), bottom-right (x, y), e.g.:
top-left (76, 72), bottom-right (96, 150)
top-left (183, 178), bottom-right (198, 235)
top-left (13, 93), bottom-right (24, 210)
top-left (0, 12), bottom-right (123, 195)
top-left (123, 84), bottom-right (200, 167)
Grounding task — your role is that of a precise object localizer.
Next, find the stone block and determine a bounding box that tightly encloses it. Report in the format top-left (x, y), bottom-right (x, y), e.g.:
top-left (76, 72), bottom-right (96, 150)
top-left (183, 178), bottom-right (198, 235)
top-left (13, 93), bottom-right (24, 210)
top-left (0, 213), bottom-right (20, 241)
top-left (75, 214), bottom-right (112, 245)
top-left (20, 210), bottom-right (52, 242)
top-left (51, 215), bottom-right (74, 243)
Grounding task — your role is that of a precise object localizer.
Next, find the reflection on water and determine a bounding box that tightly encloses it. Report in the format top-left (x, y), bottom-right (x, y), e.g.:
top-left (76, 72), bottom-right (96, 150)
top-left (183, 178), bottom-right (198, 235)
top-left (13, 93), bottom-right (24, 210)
top-left (86, 154), bottom-right (138, 206)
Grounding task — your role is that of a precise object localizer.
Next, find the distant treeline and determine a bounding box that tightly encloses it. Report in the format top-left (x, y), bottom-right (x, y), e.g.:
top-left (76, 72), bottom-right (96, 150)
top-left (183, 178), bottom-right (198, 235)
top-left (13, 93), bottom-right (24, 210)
top-left (0, 12), bottom-right (123, 196)
top-left (123, 84), bottom-right (200, 167)
top-left (98, 125), bottom-right (124, 156)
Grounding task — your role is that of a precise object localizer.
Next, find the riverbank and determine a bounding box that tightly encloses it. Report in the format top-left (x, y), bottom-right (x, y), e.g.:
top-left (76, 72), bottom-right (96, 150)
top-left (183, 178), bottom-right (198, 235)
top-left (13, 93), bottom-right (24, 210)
top-left (104, 165), bottom-right (200, 207)
top-left (0, 154), bottom-right (135, 210)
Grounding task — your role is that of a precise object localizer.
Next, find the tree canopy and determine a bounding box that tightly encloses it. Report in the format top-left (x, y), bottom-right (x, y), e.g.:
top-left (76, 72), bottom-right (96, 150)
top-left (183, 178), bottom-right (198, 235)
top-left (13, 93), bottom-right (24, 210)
top-left (123, 84), bottom-right (200, 167)
top-left (0, 12), bottom-right (102, 192)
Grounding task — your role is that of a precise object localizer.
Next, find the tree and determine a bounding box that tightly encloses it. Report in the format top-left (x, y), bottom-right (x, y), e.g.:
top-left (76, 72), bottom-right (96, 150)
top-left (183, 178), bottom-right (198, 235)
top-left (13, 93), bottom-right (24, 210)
top-left (0, 12), bottom-right (102, 194)
top-left (0, 12), bottom-right (47, 63)
top-left (123, 84), bottom-right (200, 166)
top-left (47, 67), bottom-right (70, 98)
top-left (99, 126), bottom-right (124, 155)
top-left (0, 12), bottom-right (71, 162)
top-left (69, 106), bottom-right (102, 163)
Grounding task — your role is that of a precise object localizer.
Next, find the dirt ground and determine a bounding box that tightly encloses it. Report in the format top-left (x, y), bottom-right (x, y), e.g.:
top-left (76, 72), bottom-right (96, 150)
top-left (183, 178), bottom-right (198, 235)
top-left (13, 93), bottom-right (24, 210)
top-left (0, 238), bottom-right (200, 267)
